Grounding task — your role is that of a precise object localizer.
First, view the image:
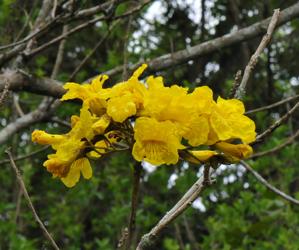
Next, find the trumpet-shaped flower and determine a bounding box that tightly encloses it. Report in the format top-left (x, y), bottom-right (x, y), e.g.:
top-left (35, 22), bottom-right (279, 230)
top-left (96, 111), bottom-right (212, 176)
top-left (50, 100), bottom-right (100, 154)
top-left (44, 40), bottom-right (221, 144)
top-left (132, 117), bottom-right (184, 165)
top-left (215, 141), bottom-right (253, 162)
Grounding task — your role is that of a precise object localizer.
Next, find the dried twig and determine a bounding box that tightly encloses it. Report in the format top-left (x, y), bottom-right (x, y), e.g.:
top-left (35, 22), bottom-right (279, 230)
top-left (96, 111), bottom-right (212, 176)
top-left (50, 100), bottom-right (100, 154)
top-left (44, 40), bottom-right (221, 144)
top-left (5, 149), bottom-right (60, 250)
top-left (51, 25), bottom-right (69, 79)
top-left (235, 9), bottom-right (280, 99)
top-left (245, 95), bottom-right (299, 115)
top-left (249, 129), bottom-right (299, 159)
top-left (0, 146), bottom-right (49, 166)
top-left (136, 167), bottom-right (214, 249)
top-left (241, 161), bottom-right (299, 205)
top-left (253, 101), bottom-right (299, 144)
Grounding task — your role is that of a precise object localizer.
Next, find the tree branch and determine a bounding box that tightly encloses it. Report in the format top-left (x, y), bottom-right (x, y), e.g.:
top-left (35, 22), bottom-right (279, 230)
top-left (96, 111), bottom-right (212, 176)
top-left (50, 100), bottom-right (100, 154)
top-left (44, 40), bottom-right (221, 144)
top-left (253, 101), bottom-right (299, 144)
top-left (5, 149), bottom-right (60, 250)
top-left (0, 99), bottom-right (58, 144)
top-left (136, 167), bottom-right (214, 249)
top-left (245, 95), bottom-right (299, 115)
top-left (235, 9), bottom-right (280, 99)
top-left (1, 2), bottom-right (299, 98)
top-left (241, 161), bottom-right (299, 205)
top-left (249, 129), bottom-right (299, 159)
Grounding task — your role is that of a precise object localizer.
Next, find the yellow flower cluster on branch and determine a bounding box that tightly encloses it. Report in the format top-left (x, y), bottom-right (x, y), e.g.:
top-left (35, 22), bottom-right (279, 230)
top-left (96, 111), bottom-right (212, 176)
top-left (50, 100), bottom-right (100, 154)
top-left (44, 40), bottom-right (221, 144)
top-left (32, 64), bottom-right (256, 187)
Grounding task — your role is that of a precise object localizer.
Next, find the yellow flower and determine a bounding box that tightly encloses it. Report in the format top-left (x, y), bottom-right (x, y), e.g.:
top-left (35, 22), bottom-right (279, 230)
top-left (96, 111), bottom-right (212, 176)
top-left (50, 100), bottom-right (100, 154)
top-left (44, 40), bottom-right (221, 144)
top-left (106, 64), bottom-right (147, 122)
top-left (215, 141), bottom-right (253, 162)
top-left (61, 75), bottom-right (109, 116)
top-left (61, 157), bottom-right (92, 188)
top-left (210, 97), bottom-right (256, 143)
top-left (184, 150), bottom-right (218, 164)
top-left (132, 117), bottom-right (184, 165)
top-left (32, 106), bottom-right (98, 186)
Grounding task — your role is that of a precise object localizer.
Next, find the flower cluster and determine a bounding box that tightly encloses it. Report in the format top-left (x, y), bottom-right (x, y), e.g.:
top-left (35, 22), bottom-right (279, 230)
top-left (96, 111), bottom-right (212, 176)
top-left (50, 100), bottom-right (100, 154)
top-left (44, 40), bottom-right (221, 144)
top-left (32, 64), bottom-right (256, 187)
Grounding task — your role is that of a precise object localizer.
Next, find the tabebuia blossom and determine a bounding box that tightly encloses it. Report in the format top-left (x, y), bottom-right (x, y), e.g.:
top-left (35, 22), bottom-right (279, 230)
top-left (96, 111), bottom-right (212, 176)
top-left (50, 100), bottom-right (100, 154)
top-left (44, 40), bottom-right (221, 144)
top-left (32, 64), bottom-right (256, 187)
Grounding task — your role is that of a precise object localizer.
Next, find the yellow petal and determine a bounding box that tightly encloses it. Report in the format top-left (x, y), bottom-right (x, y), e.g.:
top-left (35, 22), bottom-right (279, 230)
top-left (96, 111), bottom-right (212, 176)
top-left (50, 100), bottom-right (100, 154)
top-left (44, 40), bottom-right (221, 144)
top-left (107, 95), bottom-right (136, 122)
top-left (216, 96), bottom-right (245, 114)
top-left (61, 82), bottom-right (89, 101)
top-left (130, 64), bottom-right (147, 79)
top-left (210, 110), bottom-right (232, 141)
top-left (90, 75), bottom-right (108, 92)
top-left (92, 114), bottom-right (111, 134)
top-left (70, 115), bottom-right (80, 128)
top-left (228, 114), bottom-right (256, 143)
top-left (186, 150), bottom-right (218, 164)
top-left (183, 116), bottom-right (209, 146)
top-left (215, 141), bottom-right (253, 160)
top-left (80, 157), bottom-right (92, 179)
top-left (32, 130), bottom-right (64, 145)
top-left (61, 160), bottom-right (81, 188)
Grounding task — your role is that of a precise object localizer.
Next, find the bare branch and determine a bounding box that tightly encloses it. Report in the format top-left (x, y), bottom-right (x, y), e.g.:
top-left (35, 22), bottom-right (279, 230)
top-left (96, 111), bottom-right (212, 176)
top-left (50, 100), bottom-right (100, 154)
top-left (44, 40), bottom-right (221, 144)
top-left (0, 146), bottom-right (49, 166)
top-left (105, 3), bottom-right (299, 79)
top-left (254, 101), bottom-right (299, 144)
top-left (5, 149), bottom-right (60, 250)
top-left (235, 9), bottom-right (280, 99)
top-left (136, 167), bottom-right (214, 249)
top-left (0, 99), bottom-right (58, 144)
top-left (241, 161), bottom-right (299, 205)
top-left (1, 3), bottom-right (299, 99)
top-left (245, 95), bottom-right (299, 115)
top-left (51, 25), bottom-right (69, 79)
top-left (249, 129), bottom-right (299, 159)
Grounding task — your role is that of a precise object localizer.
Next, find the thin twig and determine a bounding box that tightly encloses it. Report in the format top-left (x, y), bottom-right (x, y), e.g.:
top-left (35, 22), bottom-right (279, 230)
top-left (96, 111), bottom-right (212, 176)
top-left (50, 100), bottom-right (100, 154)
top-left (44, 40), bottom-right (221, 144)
top-left (136, 167), bottom-right (214, 249)
top-left (69, 21), bottom-right (119, 81)
top-left (5, 149), bottom-right (60, 250)
top-left (0, 146), bottom-right (49, 165)
top-left (125, 163), bottom-right (142, 250)
top-left (122, 14), bottom-right (133, 80)
top-left (249, 129), bottom-right (299, 159)
top-left (51, 25), bottom-right (69, 79)
top-left (235, 9), bottom-right (280, 99)
top-left (241, 161), bottom-right (299, 205)
top-left (245, 95), bottom-right (299, 115)
top-left (253, 101), bottom-right (299, 144)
